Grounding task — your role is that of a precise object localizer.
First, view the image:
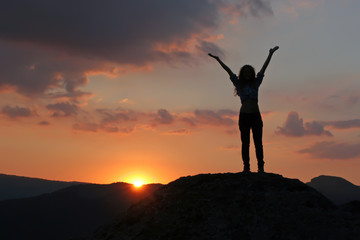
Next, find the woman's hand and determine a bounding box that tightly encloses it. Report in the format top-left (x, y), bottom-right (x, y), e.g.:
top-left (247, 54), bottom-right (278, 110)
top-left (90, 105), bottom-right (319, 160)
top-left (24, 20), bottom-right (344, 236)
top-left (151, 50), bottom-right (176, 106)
top-left (208, 53), bottom-right (219, 60)
top-left (260, 46), bottom-right (279, 75)
top-left (269, 46), bottom-right (279, 54)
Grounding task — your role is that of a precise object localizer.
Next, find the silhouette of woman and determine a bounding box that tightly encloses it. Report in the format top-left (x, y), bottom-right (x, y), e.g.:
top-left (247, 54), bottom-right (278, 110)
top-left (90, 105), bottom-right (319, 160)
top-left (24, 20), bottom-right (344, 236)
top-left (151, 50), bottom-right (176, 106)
top-left (209, 46), bottom-right (279, 173)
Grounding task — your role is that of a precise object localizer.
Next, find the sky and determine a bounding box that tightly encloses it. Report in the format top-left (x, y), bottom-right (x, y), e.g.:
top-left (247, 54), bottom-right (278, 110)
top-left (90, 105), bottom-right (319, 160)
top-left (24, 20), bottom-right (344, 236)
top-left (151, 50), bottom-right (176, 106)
top-left (1, 0), bottom-right (360, 185)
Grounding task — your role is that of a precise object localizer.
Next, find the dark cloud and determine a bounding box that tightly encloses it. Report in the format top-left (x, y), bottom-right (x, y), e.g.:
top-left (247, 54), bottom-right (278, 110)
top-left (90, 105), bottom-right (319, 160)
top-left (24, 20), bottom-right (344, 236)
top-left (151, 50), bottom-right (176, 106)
top-left (220, 0), bottom-right (273, 18)
top-left (46, 102), bottom-right (79, 117)
top-left (276, 111), bottom-right (332, 137)
top-left (0, 0), bottom-right (273, 99)
top-left (152, 109), bottom-right (175, 126)
top-left (322, 119), bottom-right (360, 129)
top-left (0, 42), bottom-right (110, 98)
top-left (298, 141), bottom-right (360, 160)
top-left (96, 109), bottom-right (136, 125)
top-left (38, 121), bottom-right (50, 126)
top-left (194, 109), bottom-right (235, 126)
top-left (0, 0), bottom-right (220, 65)
top-left (1, 105), bottom-right (34, 118)
top-left (181, 109), bottom-right (236, 127)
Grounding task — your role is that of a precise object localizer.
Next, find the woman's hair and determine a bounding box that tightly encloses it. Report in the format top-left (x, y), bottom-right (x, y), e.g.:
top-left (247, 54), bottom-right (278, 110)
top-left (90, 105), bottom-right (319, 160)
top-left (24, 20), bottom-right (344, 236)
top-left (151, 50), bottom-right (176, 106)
top-left (234, 65), bottom-right (256, 96)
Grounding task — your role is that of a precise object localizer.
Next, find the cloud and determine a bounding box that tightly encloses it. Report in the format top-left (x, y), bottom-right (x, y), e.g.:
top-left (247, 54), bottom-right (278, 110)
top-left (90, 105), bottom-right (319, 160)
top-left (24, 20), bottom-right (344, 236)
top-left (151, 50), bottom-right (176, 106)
top-left (278, 0), bottom-right (323, 18)
top-left (0, 0), bottom-right (274, 100)
top-left (38, 121), bottom-right (50, 126)
top-left (162, 129), bottom-right (191, 136)
top-left (72, 122), bottom-right (99, 133)
top-left (220, 0), bottom-right (273, 18)
top-left (72, 122), bottom-right (134, 134)
top-left (0, 42), bottom-right (108, 98)
top-left (152, 109), bottom-right (175, 126)
top-left (71, 108), bottom-right (140, 133)
top-left (276, 111), bottom-right (332, 137)
top-left (322, 119), bottom-right (360, 130)
top-left (70, 107), bottom-right (239, 135)
top-left (97, 109), bottom-right (135, 125)
top-left (1, 105), bottom-right (35, 118)
top-left (119, 98), bottom-right (129, 104)
top-left (298, 141), bottom-right (360, 160)
top-left (185, 109), bottom-right (236, 127)
top-left (46, 102), bottom-right (79, 117)
top-left (0, 0), bottom-right (224, 65)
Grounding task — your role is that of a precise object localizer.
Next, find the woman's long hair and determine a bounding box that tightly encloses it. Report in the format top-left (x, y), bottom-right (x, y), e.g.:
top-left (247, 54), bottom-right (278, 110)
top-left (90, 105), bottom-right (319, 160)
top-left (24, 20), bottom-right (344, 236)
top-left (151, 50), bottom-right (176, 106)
top-left (234, 65), bottom-right (256, 96)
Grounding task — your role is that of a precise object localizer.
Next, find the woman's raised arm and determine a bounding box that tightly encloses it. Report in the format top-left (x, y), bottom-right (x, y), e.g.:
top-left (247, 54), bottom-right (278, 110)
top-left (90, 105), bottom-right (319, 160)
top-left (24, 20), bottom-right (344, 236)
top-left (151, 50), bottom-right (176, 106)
top-left (259, 46), bottom-right (279, 76)
top-left (208, 53), bottom-right (234, 77)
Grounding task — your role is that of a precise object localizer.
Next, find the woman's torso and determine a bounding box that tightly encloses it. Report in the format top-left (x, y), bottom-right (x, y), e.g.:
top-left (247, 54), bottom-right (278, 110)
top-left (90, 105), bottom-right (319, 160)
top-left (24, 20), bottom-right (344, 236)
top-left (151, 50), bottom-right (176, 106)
top-left (240, 99), bottom-right (260, 113)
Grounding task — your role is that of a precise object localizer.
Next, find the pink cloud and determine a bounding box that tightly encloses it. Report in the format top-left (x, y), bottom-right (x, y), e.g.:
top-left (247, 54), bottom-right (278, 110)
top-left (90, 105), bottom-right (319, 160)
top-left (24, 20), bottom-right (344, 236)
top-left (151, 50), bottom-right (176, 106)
top-left (276, 111), bottom-right (332, 137)
top-left (68, 108), bottom-right (241, 135)
top-left (299, 141), bottom-right (360, 160)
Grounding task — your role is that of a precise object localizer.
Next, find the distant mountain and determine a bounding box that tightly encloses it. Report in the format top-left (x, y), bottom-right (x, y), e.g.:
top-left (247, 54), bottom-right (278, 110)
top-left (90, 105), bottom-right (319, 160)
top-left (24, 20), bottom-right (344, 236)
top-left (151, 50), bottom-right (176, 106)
top-left (307, 175), bottom-right (360, 205)
top-left (90, 173), bottom-right (360, 240)
top-left (0, 173), bottom-right (85, 201)
top-left (0, 182), bottom-right (162, 240)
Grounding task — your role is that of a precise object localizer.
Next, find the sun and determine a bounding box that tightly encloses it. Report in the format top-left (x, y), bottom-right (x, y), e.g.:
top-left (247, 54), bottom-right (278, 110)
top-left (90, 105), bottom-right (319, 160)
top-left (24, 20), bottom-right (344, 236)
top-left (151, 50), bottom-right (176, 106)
top-left (121, 171), bottom-right (155, 189)
top-left (133, 179), bottom-right (144, 188)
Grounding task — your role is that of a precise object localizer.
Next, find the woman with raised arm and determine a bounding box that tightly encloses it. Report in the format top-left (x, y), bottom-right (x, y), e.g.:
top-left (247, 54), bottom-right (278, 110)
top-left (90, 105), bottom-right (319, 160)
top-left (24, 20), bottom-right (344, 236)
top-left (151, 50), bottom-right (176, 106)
top-left (209, 46), bottom-right (279, 173)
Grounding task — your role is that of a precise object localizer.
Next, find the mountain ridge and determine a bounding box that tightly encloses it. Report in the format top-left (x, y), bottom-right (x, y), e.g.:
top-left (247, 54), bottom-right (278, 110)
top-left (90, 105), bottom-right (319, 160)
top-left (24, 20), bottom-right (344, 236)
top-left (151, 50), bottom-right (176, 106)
top-left (0, 173), bottom-right (86, 201)
top-left (0, 181), bottom-right (162, 240)
top-left (307, 175), bottom-right (360, 205)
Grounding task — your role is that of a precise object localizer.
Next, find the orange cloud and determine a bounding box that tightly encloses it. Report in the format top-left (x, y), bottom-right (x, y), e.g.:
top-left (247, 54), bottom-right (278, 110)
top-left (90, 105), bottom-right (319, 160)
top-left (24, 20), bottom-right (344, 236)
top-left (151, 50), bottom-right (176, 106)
top-left (162, 129), bottom-right (192, 136)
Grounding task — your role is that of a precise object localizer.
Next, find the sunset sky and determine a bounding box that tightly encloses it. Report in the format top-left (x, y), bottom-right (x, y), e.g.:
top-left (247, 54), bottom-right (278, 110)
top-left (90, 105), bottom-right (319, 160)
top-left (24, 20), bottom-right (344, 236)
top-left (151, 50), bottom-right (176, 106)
top-left (1, 0), bottom-right (360, 185)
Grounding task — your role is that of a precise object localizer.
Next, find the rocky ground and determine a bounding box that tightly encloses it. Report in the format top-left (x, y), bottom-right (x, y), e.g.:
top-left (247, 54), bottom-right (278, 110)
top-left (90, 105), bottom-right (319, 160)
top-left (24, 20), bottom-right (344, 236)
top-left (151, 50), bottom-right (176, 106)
top-left (89, 172), bottom-right (360, 240)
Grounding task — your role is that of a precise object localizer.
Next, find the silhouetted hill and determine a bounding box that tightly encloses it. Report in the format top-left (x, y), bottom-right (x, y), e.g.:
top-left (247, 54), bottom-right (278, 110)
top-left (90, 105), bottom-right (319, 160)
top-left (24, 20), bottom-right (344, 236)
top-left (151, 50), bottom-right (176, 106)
top-left (91, 173), bottom-right (360, 240)
top-left (0, 173), bottom-right (84, 201)
top-left (0, 182), bottom-right (162, 240)
top-left (341, 201), bottom-right (360, 215)
top-left (307, 175), bottom-right (360, 205)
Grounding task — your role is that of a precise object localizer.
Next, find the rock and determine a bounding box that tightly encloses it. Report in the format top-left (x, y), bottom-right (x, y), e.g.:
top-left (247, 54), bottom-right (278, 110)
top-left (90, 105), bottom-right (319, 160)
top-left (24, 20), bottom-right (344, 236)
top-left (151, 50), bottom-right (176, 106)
top-left (92, 172), bottom-right (360, 240)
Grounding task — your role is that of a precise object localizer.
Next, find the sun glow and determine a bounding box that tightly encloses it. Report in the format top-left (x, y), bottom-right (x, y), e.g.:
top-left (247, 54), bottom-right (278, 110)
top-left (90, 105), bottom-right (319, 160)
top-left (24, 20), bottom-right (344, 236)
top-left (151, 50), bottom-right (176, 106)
top-left (133, 179), bottom-right (144, 188)
top-left (121, 170), bottom-right (155, 188)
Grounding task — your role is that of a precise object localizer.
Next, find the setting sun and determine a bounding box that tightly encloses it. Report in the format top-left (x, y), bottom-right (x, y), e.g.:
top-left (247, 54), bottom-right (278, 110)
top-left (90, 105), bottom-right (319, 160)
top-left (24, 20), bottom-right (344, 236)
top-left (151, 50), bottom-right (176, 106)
top-left (121, 171), bottom-right (155, 188)
top-left (133, 180), bottom-right (144, 188)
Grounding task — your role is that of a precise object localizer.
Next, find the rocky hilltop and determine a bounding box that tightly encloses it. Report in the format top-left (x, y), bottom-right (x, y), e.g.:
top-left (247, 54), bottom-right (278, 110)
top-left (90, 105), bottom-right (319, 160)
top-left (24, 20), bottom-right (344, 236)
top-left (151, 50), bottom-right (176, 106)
top-left (91, 173), bottom-right (360, 240)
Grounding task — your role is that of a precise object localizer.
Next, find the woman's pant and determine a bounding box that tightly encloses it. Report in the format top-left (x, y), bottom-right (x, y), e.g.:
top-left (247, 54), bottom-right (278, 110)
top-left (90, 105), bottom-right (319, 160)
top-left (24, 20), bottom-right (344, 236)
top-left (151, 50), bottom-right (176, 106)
top-left (239, 112), bottom-right (264, 171)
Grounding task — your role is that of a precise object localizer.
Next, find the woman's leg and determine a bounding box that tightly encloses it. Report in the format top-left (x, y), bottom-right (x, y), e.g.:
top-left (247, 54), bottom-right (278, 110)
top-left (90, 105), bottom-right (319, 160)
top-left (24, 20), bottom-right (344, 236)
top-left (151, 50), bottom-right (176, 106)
top-left (239, 112), bottom-right (251, 172)
top-left (252, 113), bottom-right (264, 172)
